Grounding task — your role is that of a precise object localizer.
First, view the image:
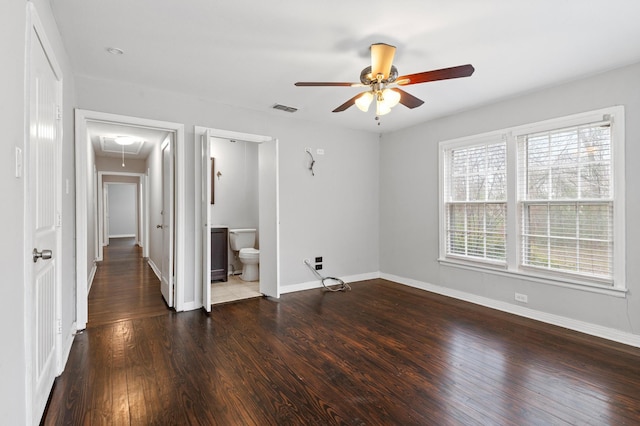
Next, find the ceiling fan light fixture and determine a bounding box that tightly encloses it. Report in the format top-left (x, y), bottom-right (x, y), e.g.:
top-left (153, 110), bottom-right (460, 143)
top-left (115, 136), bottom-right (135, 146)
top-left (355, 92), bottom-right (374, 112)
top-left (376, 100), bottom-right (392, 116)
top-left (380, 89), bottom-right (401, 109)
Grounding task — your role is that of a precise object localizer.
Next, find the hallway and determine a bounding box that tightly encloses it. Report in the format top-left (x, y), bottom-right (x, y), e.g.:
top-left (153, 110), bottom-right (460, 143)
top-left (87, 237), bottom-right (170, 328)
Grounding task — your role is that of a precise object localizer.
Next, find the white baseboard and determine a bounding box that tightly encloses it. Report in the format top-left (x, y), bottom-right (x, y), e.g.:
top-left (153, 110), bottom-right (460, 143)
top-left (147, 259), bottom-right (161, 281)
top-left (109, 234), bottom-right (136, 238)
top-left (281, 271), bottom-right (380, 294)
top-left (381, 272), bottom-right (640, 349)
top-left (58, 321), bottom-right (77, 375)
top-left (182, 301), bottom-right (198, 311)
top-left (87, 263), bottom-right (97, 292)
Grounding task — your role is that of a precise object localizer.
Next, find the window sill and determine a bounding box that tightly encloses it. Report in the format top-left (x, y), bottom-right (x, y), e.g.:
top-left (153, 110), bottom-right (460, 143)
top-left (437, 257), bottom-right (627, 298)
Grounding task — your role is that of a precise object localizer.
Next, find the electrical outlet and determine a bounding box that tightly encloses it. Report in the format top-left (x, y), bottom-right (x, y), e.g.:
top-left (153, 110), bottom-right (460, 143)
top-left (515, 293), bottom-right (528, 303)
top-left (315, 256), bottom-right (322, 263)
top-left (303, 258), bottom-right (310, 265)
top-left (315, 264), bottom-right (323, 270)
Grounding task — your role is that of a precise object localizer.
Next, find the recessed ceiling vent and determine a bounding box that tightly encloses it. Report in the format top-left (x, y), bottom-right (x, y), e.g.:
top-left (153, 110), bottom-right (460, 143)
top-left (272, 104), bottom-right (298, 113)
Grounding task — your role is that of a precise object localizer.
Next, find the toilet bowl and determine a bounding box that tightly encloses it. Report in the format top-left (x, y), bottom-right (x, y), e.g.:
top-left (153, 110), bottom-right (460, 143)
top-left (238, 248), bottom-right (260, 281)
top-left (229, 229), bottom-right (260, 282)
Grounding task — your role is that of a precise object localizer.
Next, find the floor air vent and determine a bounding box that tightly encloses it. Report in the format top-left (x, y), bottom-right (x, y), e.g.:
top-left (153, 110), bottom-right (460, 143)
top-left (272, 104), bottom-right (298, 113)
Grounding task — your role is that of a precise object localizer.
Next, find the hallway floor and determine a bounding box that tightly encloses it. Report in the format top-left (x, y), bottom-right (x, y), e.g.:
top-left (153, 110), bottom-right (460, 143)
top-left (87, 237), bottom-right (170, 328)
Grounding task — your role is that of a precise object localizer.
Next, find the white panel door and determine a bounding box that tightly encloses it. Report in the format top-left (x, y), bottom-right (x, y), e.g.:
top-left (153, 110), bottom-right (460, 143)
top-left (29, 15), bottom-right (62, 423)
top-left (201, 132), bottom-right (212, 311)
top-left (259, 139), bottom-right (279, 298)
top-left (160, 137), bottom-right (175, 307)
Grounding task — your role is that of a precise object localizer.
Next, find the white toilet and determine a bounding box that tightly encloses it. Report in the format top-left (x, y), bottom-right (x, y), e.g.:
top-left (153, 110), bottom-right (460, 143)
top-left (229, 228), bottom-right (260, 281)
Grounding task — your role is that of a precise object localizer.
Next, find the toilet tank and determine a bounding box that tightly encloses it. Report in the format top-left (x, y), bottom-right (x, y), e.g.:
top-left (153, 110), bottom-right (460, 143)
top-left (229, 229), bottom-right (256, 250)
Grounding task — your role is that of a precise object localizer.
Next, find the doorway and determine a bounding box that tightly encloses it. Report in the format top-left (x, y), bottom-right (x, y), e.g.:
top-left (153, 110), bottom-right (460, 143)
top-left (75, 110), bottom-right (185, 329)
top-left (196, 126), bottom-right (280, 311)
top-left (97, 172), bottom-right (146, 261)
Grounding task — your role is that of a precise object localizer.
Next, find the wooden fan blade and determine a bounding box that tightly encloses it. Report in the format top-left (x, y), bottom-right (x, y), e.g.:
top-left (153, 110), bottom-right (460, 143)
top-left (397, 64), bottom-right (475, 86)
top-left (394, 88), bottom-right (424, 109)
top-left (332, 93), bottom-right (362, 112)
top-left (371, 43), bottom-right (396, 80)
top-left (295, 82), bottom-right (357, 87)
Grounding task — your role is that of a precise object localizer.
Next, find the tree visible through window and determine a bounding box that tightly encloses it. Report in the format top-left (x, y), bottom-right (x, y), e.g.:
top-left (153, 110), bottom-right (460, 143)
top-left (518, 124), bottom-right (613, 279)
top-left (444, 141), bottom-right (507, 262)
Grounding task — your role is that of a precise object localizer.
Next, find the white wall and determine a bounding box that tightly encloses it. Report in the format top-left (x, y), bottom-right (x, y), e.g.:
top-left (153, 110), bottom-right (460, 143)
top-left (75, 75), bottom-right (381, 305)
top-left (380, 62), bottom-right (640, 339)
top-left (102, 175), bottom-right (142, 244)
top-left (209, 138), bottom-right (259, 231)
top-left (96, 156), bottom-right (146, 174)
top-left (107, 184), bottom-right (137, 237)
top-left (0, 2), bottom-right (28, 423)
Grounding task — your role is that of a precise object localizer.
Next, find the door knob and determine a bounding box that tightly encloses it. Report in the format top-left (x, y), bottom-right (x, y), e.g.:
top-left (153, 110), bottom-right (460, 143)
top-left (156, 224), bottom-right (163, 229)
top-left (33, 248), bottom-right (52, 263)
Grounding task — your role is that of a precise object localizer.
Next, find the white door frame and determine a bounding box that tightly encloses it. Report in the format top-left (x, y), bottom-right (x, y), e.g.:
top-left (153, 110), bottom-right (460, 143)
top-left (195, 126), bottom-right (280, 309)
top-left (75, 110), bottom-right (185, 329)
top-left (97, 172), bottom-right (146, 261)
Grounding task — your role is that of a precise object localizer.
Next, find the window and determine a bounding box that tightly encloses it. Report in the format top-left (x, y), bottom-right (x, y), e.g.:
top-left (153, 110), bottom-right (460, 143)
top-left (518, 123), bottom-right (613, 280)
top-left (439, 107), bottom-right (625, 291)
top-left (443, 139), bottom-right (507, 263)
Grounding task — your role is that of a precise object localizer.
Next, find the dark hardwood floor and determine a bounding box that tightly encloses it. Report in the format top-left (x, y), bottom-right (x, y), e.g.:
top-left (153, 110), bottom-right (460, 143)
top-left (87, 237), bottom-right (170, 328)
top-left (43, 253), bottom-right (640, 424)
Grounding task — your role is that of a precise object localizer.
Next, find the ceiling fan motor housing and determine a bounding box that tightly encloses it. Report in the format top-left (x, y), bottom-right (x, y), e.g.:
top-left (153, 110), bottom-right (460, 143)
top-left (360, 65), bottom-right (398, 85)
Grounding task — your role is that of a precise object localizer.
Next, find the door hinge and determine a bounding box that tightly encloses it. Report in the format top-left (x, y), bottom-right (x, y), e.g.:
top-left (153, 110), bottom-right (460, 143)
top-left (56, 319), bottom-right (62, 334)
top-left (56, 212), bottom-right (62, 227)
top-left (56, 105), bottom-right (62, 121)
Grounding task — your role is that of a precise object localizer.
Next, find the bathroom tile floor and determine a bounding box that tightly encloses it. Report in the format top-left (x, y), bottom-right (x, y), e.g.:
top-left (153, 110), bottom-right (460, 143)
top-left (211, 275), bottom-right (261, 305)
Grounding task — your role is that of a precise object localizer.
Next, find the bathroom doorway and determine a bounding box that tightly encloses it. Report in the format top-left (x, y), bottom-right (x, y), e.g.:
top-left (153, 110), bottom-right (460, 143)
top-left (196, 126), bottom-right (279, 310)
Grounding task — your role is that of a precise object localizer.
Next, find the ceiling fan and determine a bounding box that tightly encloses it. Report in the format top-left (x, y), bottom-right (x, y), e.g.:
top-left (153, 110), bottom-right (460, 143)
top-left (295, 43), bottom-right (474, 116)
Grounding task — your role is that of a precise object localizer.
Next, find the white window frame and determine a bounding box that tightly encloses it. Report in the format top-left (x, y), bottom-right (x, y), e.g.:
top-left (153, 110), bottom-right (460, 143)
top-left (439, 106), bottom-right (626, 296)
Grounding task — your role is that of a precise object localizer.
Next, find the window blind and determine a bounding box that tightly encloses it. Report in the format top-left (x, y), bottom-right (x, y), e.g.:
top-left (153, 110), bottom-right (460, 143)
top-left (444, 140), bottom-right (507, 262)
top-left (517, 122), bottom-right (614, 281)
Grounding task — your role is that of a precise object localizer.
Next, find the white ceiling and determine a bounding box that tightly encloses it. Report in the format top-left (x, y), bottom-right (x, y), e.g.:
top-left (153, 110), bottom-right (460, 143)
top-left (52, 0), bottom-right (640, 134)
top-left (88, 121), bottom-right (168, 160)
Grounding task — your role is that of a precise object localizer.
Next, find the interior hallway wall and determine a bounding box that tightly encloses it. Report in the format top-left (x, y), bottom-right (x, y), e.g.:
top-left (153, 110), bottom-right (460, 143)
top-left (107, 184), bottom-right (137, 238)
top-left (103, 175), bottom-right (142, 244)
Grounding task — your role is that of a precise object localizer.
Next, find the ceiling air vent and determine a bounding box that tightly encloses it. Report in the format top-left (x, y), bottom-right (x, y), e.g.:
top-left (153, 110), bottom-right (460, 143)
top-left (272, 104), bottom-right (298, 113)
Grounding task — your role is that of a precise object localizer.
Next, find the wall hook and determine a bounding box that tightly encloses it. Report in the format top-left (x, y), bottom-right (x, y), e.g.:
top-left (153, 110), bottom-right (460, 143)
top-left (306, 150), bottom-right (315, 176)
top-left (216, 171), bottom-right (222, 180)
